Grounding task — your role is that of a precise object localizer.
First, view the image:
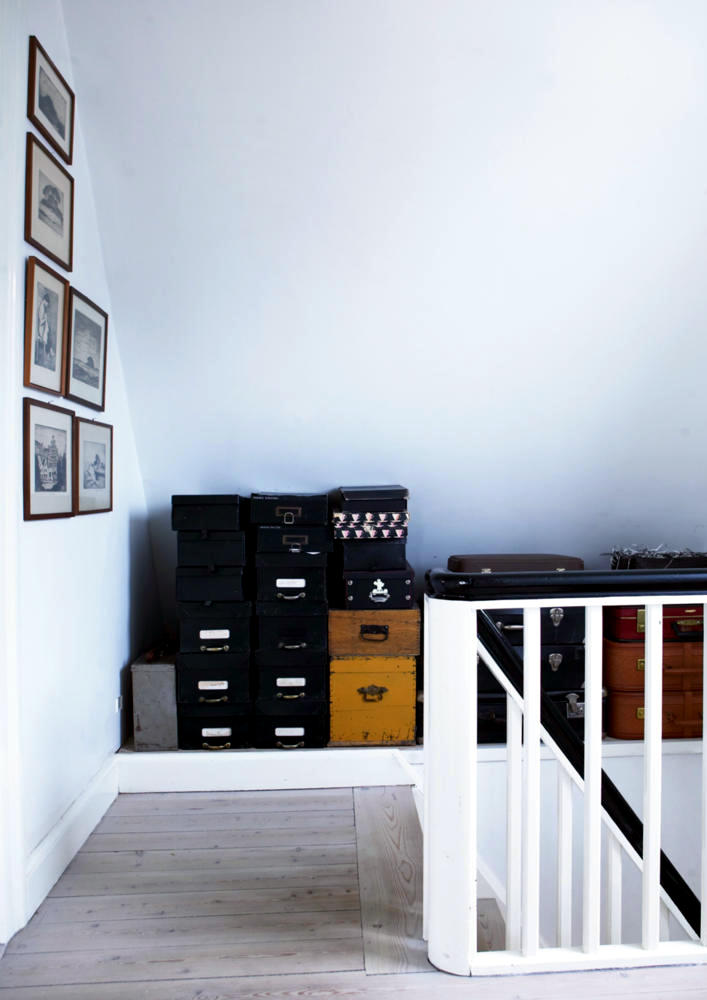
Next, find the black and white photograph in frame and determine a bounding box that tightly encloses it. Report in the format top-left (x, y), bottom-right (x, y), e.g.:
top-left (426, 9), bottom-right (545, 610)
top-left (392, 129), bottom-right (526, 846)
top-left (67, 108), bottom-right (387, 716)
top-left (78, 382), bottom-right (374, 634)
top-left (23, 397), bottom-right (74, 520)
top-left (23, 256), bottom-right (69, 395)
top-left (74, 418), bottom-right (113, 515)
top-left (24, 133), bottom-right (74, 271)
top-left (27, 35), bottom-right (75, 164)
top-left (65, 288), bottom-right (108, 410)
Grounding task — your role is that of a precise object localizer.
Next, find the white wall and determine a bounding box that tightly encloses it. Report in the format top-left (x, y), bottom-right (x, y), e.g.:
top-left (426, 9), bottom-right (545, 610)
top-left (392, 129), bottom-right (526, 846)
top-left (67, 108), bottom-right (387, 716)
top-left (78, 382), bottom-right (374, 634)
top-left (0, 0), bottom-right (160, 941)
top-left (60, 0), bottom-right (707, 625)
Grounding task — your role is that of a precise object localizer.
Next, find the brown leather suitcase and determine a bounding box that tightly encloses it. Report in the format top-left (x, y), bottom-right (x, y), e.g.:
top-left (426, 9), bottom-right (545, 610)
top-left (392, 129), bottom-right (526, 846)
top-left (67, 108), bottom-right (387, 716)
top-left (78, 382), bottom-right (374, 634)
top-left (604, 605), bottom-right (703, 642)
top-left (447, 553), bottom-right (584, 573)
top-left (606, 689), bottom-right (703, 739)
top-left (603, 637), bottom-right (704, 692)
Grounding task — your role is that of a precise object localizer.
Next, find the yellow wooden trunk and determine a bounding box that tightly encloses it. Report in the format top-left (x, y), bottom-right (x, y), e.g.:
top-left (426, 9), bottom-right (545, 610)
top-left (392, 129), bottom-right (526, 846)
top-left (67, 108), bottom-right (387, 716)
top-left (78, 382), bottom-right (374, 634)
top-left (329, 656), bottom-right (416, 745)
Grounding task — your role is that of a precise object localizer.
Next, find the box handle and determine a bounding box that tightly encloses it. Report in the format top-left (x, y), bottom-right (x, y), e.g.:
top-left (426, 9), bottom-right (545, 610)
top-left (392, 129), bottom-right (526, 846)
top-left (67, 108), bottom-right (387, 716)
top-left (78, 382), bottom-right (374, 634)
top-left (200, 644), bottom-right (230, 652)
top-left (277, 691), bottom-right (306, 700)
top-left (276, 506), bottom-right (302, 525)
top-left (279, 641), bottom-right (308, 650)
top-left (277, 591), bottom-right (306, 601)
top-left (199, 695), bottom-right (229, 704)
top-left (360, 624), bottom-right (389, 642)
top-left (358, 684), bottom-right (389, 702)
top-left (283, 534), bottom-right (308, 546)
top-left (202, 742), bottom-right (231, 750)
top-left (276, 740), bottom-right (306, 749)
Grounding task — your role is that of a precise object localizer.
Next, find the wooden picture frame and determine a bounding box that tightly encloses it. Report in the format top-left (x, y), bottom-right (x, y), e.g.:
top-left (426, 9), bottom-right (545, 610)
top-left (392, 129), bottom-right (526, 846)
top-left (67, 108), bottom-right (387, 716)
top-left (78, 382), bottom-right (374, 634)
top-left (27, 36), bottom-right (75, 164)
top-left (65, 288), bottom-right (108, 411)
top-left (24, 133), bottom-right (74, 271)
top-left (23, 397), bottom-right (74, 520)
top-left (23, 256), bottom-right (69, 395)
top-left (74, 418), bottom-right (113, 515)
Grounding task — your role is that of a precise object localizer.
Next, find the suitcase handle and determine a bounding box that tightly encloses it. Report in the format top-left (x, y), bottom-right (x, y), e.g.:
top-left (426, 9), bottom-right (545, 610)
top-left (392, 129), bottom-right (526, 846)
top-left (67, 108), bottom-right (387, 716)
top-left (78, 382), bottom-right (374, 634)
top-left (496, 621), bottom-right (524, 632)
top-left (275, 506), bottom-right (302, 525)
top-left (199, 695), bottom-right (229, 704)
top-left (357, 684), bottom-right (388, 702)
top-left (670, 619), bottom-right (704, 638)
top-left (202, 742), bottom-right (231, 750)
top-left (360, 624), bottom-right (389, 642)
top-left (278, 641), bottom-right (308, 650)
top-left (277, 591), bottom-right (306, 601)
top-left (276, 740), bottom-right (306, 749)
top-left (199, 644), bottom-right (230, 652)
top-left (276, 691), bottom-right (305, 700)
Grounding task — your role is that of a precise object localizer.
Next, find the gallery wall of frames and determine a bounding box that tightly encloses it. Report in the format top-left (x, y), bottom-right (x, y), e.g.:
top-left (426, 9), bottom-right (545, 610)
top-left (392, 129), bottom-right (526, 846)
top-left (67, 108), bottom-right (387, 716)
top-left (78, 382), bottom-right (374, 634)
top-left (22, 35), bottom-right (113, 520)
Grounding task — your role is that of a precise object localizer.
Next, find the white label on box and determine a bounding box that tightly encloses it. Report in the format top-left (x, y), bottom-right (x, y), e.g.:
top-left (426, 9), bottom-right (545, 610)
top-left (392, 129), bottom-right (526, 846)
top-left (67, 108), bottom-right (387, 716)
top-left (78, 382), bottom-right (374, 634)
top-left (276, 578), bottom-right (305, 588)
top-left (198, 680), bottom-right (229, 691)
top-left (199, 629), bottom-right (230, 640)
top-left (277, 677), bottom-right (306, 687)
top-left (275, 727), bottom-right (305, 737)
top-left (202, 727), bottom-right (231, 737)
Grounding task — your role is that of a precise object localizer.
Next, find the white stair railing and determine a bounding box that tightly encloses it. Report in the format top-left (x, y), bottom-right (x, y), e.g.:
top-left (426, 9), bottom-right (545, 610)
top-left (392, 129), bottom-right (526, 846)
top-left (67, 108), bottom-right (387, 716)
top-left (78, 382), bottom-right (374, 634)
top-left (424, 592), bottom-right (707, 977)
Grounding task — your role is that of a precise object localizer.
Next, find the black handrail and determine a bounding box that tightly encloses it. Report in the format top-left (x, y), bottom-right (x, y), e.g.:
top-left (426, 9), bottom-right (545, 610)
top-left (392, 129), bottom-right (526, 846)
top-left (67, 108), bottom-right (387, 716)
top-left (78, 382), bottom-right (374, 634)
top-left (426, 567), bottom-right (703, 936)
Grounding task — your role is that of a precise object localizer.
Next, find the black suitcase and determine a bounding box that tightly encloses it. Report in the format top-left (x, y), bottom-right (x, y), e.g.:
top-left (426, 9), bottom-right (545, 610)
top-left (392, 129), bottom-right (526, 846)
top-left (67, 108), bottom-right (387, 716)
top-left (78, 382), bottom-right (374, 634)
top-left (478, 643), bottom-right (586, 693)
top-left (178, 602), bottom-right (252, 653)
top-left (337, 485), bottom-right (408, 513)
top-left (343, 565), bottom-right (414, 610)
top-left (176, 567), bottom-right (245, 603)
top-left (256, 602), bottom-right (328, 654)
top-left (176, 654), bottom-right (251, 706)
top-left (476, 689), bottom-right (605, 743)
top-left (340, 539), bottom-right (406, 571)
top-left (250, 492), bottom-right (328, 526)
top-left (177, 531), bottom-right (246, 567)
top-left (491, 607), bottom-right (585, 646)
top-left (255, 662), bottom-right (329, 702)
top-left (178, 704), bottom-right (251, 750)
top-left (253, 700), bottom-right (329, 748)
top-left (256, 566), bottom-right (327, 603)
top-left (255, 525), bottom-right (333, 554)
top-left (172, 495), bottom-right (241, 532)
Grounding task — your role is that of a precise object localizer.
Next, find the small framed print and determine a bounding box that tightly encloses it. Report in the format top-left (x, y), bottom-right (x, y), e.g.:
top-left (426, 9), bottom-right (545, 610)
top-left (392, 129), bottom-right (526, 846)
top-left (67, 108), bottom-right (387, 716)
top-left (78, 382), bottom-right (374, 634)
top-left (27, 36), bottom-right (75, 164)
top-left (74, 418), bottom-right (113, 515)
top-left (25, 133), bottom-right (74, 271)
top-left (65, 289), bottom-right (108, 410)
top-left (23, 397), bottom-right (74, 520)
top-left (24, 256), bottom-right (69, 395)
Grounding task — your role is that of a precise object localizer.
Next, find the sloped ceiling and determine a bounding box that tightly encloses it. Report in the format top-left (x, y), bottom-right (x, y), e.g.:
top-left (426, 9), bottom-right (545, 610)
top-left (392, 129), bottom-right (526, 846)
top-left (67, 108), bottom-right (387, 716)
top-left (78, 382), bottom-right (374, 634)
top-left (61, 0), bottom-right (707, 621)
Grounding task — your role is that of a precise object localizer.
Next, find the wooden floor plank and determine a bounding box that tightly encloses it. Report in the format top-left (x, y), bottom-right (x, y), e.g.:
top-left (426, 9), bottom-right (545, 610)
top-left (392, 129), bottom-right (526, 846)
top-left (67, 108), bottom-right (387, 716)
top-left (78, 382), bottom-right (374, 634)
top-left (36, 885), bottom-right (360, 924)
top-left (8, 908), bottom-right (361, 954)
top-left (79, 826), bottom-right (355, 852)
top-left (3, 965), bottom-right (707, 1000)
top-left (109, 789), bottom-right (354, 815)
top-left (93, 808), bottom-right (354, 835)
top-left (62, 842), bottom-right (356, 876)
top-left (50, 863), bottom-right (358, 897)
top-left (353, 785), bottom-right (430, 975)
top-left (0, 938), bottom-right (364, 988)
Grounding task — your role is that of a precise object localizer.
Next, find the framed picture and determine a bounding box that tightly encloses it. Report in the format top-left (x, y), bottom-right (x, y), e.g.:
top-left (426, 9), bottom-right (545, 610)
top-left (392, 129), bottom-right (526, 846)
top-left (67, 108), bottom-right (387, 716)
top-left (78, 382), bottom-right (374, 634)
top-left (24, 133), bottom-right (74, 271)
top-left (65, 289), bottom-right (108, 410)
top-left (23, 256), bottom-right (69, 395)
top-left (27, 36), bottom-right (75, 164)
top-left (74, 418), bottom-right (113, 515)
top-left (23, 397), bottom-right (74, 520)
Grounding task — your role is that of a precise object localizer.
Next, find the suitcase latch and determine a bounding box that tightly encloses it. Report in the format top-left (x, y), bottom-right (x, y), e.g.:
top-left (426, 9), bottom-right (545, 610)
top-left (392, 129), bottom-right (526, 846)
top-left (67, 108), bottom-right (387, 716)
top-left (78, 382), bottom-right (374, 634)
top-left (369, 579), bottom-right (390, 603)
top-left (566, 693), bottom-right (584, 719)
top-left (549, 607), bottom-right (565, 627)
top-left (548, 652), bottom-right (563, 672)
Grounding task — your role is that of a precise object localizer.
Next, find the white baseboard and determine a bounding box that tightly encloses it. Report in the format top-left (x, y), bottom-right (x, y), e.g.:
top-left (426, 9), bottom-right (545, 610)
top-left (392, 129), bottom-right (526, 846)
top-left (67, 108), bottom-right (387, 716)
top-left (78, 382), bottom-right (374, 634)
top-left (24, 757), bottom-right (118, 921)
top-left (118, 746), bottom-right (421, 794)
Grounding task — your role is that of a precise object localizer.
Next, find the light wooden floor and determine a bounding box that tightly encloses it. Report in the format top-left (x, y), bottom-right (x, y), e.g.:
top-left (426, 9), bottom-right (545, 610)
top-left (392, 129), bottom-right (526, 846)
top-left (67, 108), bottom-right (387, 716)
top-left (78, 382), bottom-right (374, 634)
top-left (1, 785), bottom-right (707, 998)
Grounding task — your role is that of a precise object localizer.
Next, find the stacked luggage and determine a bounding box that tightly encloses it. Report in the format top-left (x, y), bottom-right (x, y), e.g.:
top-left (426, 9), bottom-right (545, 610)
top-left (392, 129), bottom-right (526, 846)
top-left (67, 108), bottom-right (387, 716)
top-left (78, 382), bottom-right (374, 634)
top-left (329, 485), bottom-right (418, 744)
top-left (446, 553), bottom-right (589, 743)
top-left (250, 492), bottom-right (331, 748)
top-left (172, 495), bottom-right (251, 749)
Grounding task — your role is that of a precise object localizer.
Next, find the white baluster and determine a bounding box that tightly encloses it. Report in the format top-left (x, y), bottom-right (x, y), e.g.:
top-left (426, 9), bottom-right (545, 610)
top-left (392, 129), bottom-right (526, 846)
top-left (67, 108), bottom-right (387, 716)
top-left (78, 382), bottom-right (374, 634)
top-left (583, 604), bottom-right (603, 953)
top-left (422, 593), bottom-right (431, 943)
top-left (506, 695), bottom-right (522, 951)
top-left (522, 606), bottom-right (541, 957)
top-left (606, 831), bottom-right (622, 945)
top-left (642, 602), bottom-right (663, 951)
top-left (557, 764), bottom-right (573, 948)
top-left (702, 601), bottom-right (707, 946)
top-left (425, 596), bottom-right (476, 976)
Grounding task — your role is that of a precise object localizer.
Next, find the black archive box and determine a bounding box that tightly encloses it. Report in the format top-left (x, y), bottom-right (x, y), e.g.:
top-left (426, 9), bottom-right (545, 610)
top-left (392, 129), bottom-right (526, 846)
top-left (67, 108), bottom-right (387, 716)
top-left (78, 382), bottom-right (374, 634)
top-left (250, 493), bottom-right (328, 526)
top-left (172, 495), bottom-right (240, 531)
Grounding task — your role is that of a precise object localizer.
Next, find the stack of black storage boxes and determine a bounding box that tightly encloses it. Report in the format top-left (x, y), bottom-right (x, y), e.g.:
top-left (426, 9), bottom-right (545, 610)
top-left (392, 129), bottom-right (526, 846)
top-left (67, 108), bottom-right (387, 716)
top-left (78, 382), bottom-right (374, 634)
top-left (250, 492), bottom-right (331, 748)
top-left (172, 495), bottom-right (252, 749)
top-left (333, 485), bottom-right (413, 608)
